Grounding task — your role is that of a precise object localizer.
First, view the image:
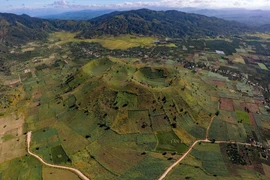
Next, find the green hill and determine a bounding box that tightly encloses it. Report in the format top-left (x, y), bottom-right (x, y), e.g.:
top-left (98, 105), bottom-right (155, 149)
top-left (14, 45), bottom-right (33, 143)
top-left (0, 13), bottom-right (91, 46)
top-left (77, 9), bottom-right (253, 39)
top-left (0, 13), bottom-right (53, 46)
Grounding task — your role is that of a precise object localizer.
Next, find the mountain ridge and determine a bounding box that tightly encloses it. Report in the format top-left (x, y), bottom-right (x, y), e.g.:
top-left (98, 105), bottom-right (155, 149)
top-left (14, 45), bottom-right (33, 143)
top-left (0, 12), bottom-right (92, 46)
top-left (77, 9), bottom-right (253, 39)
top-left (1, 9), bottom-right (268, 46)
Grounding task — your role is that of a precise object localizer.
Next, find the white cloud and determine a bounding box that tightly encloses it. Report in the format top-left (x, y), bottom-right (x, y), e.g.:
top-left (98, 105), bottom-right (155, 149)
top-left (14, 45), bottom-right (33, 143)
top-left (158, 0), bottom-right (270, 9)
top-left (79, 0), bottom-right (270, 10)
top-left (50, 0), bottom-right (69, 7)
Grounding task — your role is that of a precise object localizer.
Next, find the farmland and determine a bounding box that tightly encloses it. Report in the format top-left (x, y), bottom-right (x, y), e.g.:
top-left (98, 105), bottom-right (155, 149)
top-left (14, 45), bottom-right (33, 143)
top-left (0, 30), bottom-right (270, 180)
top-left (235, 110), bottom-right (251, 124)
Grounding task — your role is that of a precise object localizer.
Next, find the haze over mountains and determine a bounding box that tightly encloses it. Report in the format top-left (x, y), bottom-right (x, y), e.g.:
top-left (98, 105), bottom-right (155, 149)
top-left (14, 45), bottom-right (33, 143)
top-left (187, 8), bottom-right (270, 26)
top-left (40, 10), bottom-right (114, 21)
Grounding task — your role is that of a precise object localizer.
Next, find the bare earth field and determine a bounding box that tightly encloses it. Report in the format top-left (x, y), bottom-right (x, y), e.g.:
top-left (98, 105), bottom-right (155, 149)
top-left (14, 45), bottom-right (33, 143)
top-left (220, 98), bottom-right (234, 111)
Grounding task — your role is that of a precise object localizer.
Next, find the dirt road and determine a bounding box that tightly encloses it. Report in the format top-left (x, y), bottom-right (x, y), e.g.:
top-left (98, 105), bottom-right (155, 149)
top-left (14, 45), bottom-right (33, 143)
top-left (158, 116), bottom-right (216, 180)
top-left (157, 115), bottom-right (257, 180)
top-left (158, 139), bottom-right (210, 180)
top-left (27, 131), bottom-right (90, 180)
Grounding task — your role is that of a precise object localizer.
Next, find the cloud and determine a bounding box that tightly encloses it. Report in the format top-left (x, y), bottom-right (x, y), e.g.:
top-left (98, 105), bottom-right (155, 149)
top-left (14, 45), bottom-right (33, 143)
top-left (50, 0), bottom-right (69, 7)
top-left (80, 0), bottom-right (270, 10)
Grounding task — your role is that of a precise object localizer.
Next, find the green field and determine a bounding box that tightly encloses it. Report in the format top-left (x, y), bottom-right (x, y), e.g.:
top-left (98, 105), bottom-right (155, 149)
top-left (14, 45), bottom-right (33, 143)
top-left (51, 145), bottom-right (70, 164)
top-left (0, 156), bottom-right (42, 180)
top-left (235, 110), bottom-right (251, 124)
top-left (114, 92), bottom-right (138, 110)
top-left (91, 35), bottom-right (155, 50)
top-left (191, 143), bottom-right (229, 176)
top-left (176, 113), bottom-right (207, 139)
top-left (156, 131), bottom-right (188, 153)
top-left (50, 32), bottom-right (155, 50)
top-left (118, 155), bottom-right (171, 180)
top-left (209, 119), bottom-right (229, 140)
top-left (137, 133), bottom-right (157, 151)
top-left (82, 58), bottom-right (114, 76)
top-left (258, 63), bottom-right (269, 70)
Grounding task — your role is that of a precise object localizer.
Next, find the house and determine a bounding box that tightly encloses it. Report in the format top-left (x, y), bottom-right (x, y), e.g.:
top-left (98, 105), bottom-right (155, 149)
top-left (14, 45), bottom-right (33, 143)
top-left (215, 50), bottom-right (225, 55)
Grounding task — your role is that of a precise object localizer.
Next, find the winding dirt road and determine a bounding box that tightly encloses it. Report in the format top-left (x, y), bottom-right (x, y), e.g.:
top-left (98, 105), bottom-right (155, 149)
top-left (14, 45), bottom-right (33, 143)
top-left (27, 131), bottom-right (90, 180)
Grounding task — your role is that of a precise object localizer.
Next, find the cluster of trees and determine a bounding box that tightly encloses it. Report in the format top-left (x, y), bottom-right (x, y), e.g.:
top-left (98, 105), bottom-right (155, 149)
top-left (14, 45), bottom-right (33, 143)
top-left (226, 144), bottom-right (246, 165)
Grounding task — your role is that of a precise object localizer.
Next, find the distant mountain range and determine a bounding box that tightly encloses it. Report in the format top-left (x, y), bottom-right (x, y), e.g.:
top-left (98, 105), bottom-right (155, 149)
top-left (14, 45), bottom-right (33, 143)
top-left (77, 9), bottom-right (252, 39)
top-left (34, 8), bottom-right (270, 27)
top-left (0, 9), bottom-right (269, 47)
top-left (186, 9), bottom-right (270, 26)
top-left (39, 10), bottom-right (114, 20)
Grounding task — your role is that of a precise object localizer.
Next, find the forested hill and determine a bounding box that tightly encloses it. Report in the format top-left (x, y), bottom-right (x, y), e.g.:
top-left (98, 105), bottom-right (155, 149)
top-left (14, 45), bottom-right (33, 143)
top-left (0, 13), bottom-right (91, 46)
top-left (0, 9), bottom-right (261, 46)
top-left (0, 13), bottom-right (53, 46)
top-left (77, 9), bottom-right (253, 39)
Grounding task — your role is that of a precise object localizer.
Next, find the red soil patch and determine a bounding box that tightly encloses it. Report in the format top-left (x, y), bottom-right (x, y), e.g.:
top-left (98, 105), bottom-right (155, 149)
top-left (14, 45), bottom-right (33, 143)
top-left (248, 113), bottom-right (257, 126)
top-left (242, 56), bottom-right (256, 65)
top-left (255, 100), bottom-right (263, 105)
top-left (212, 65), bottom-right (220, 69)
top-left (213, 80), bottom-right (226, 88)
top-left (251, 55), bottom-right (260, 60)
top-left (220, 98), bottom-right (234, 111)
top-left (241, 103), bottom-right (260, 113)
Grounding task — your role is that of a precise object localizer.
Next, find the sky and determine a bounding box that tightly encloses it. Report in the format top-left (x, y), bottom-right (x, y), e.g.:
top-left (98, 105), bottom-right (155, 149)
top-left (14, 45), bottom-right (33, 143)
top-left (2, 0), bottom-right (270, 15)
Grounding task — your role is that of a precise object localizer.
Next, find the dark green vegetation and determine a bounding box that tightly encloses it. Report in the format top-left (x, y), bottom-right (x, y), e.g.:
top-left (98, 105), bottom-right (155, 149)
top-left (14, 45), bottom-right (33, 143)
top-left (51, 145), bottom-right (70, 164)
top-left (191, 143), bottom-right (229, 176)
top-left (0, 13), bottom-right (50, 46)
top-left (79, 9), bottom-right (252, 39)
top-left (0, 13), bottom-right (91, 46)
top-left (0, 156), bottom-right (43, 180)
top-left (156, 131), bottom-right (188, 153)
top-left (205, 40), bottom-right (238, 55)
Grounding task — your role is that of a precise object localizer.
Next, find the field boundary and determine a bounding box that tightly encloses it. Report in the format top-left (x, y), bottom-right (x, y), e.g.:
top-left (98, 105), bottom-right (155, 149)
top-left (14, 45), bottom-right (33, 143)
top-left (27, 131), bottom-right (90, 180)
